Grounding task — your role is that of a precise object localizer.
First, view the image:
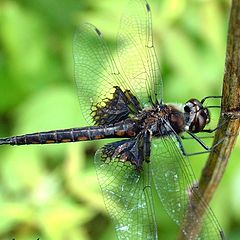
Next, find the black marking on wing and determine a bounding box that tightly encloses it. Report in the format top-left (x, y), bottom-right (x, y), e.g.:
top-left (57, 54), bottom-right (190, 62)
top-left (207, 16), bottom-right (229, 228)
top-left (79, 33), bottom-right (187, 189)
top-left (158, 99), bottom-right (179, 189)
top-left (95, 27), bottom-right (102, 36)
top-left (146, 2), bottom-right (151, 12)
top-left (101, 138), bottom-right (144, 169)
top-left (101, 130), bottom-right (150, 170)
top-left (91, 86), bottom-right (142, 125)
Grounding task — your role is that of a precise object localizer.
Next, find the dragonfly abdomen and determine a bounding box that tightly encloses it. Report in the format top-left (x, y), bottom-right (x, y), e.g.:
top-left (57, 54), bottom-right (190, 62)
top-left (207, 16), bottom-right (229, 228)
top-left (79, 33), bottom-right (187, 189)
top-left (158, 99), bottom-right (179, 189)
top-left (0, 123), bottom-right (138, 146)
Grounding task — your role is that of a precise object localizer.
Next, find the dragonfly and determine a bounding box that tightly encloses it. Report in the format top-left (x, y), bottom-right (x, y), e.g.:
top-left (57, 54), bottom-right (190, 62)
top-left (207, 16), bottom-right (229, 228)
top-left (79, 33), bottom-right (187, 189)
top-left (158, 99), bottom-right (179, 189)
top-left (0, 0), bottom-right (224, 239)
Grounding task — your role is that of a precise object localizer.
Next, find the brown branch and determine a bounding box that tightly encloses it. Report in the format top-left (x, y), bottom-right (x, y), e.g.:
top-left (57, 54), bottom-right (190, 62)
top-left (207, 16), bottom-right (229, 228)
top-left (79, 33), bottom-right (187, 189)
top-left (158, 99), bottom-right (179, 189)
top-left (179, 0), bottom-right (240, 239)
top-left (198, 0), bottom-right (240, 206)
top-left (199, 0), bottom-right (240, 207)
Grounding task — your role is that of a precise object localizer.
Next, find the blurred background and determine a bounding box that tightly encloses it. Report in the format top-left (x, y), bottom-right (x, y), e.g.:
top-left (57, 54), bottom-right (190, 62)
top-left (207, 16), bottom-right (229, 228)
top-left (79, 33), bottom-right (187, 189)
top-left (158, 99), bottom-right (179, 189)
top-left (0, 0), bottom-right (239, 239)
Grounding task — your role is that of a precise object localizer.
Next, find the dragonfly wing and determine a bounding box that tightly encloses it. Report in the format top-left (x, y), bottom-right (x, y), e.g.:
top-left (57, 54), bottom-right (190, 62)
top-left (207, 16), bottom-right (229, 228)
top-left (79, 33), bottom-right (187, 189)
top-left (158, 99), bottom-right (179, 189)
top-left (117, 0), bottom-right (162, 106)
top-left (95, 139), bottom-right (158, 240)
top-left (73, 23), bottom-right (139, 125)
top-left (73, 0), bottom-right (162, 125)
top-left (150, 136), bottom-right (223, 239)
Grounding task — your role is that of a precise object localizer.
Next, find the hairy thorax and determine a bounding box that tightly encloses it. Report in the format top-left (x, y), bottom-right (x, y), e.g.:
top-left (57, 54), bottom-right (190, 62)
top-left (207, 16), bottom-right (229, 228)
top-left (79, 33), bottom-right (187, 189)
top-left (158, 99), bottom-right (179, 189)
top-left (137, 104), bottom-right (186, 137)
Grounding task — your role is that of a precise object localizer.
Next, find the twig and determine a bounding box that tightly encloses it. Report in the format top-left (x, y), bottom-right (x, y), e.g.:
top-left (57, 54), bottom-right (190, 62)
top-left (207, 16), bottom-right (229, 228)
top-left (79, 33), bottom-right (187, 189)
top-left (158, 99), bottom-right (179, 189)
top-left (199, 0), bottom-right (240, 206)
top-left (198, 0), bottom-right (240, 209)
top-left (179, 0), bottom-right (240, 238)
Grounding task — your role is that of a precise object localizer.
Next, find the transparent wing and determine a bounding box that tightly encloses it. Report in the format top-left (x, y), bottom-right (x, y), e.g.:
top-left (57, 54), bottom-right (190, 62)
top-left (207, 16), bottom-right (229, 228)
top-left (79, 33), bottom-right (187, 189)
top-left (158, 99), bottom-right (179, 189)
top-left (117, 0), bottom-right (162, 106)
top-left (73, 0), bottom-right (162, 125)
top-left (95, 142), bottom-right (158, 240)
top-left (151, 136), bottom-right (223, 239)
top-left (73, 23), bottom-right (135, 125)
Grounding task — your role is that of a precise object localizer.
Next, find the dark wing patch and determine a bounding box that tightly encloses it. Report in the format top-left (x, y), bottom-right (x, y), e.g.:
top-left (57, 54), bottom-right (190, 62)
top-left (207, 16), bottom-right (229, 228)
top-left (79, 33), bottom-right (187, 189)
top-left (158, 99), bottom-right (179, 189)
top-left (101, 135), bottom-right (145, 169)
top-left (91, 86), bottom-right (142, 125)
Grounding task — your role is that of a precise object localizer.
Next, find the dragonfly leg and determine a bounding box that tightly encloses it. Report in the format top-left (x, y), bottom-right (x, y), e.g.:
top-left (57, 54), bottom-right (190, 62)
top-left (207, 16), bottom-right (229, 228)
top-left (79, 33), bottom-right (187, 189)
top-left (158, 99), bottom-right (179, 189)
top-left (200, 95), bottom-right (222, 104)
top-left (176, 135), bottom-right (225, 156)
top-left (201, 114), bottom-right (231, 133)
top-left (182, 116), bottom-right (229, 150)
top-left (143, 130), bottom-right (152, 163)
top-left (181, 135), bottom-right (214, 140)
top-left (201, 123), bottom-right (224, 133)
top-left (186, 132), bottom-right (214, 150)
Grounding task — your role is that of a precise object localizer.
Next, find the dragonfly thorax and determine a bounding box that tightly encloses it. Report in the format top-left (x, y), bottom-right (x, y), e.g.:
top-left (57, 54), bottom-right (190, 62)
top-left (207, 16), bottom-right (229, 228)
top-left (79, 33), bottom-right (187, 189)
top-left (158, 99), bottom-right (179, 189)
top-left (140, 104), bottom-right (186, 137)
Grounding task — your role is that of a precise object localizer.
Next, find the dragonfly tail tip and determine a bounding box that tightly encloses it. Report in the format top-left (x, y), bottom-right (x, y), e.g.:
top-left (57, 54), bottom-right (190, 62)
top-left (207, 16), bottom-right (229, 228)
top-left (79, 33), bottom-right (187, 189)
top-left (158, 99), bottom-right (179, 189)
top-left (0, 137), bottom-right (11, 145)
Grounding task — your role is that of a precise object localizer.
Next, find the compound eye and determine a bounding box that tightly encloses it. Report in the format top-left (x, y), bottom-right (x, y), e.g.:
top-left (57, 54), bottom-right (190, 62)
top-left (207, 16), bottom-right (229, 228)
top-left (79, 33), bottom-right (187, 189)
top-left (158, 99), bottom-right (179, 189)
top-left (190, 110), bottom-right (209, 133)
top-left (184, 105), bottom-right (191, 113)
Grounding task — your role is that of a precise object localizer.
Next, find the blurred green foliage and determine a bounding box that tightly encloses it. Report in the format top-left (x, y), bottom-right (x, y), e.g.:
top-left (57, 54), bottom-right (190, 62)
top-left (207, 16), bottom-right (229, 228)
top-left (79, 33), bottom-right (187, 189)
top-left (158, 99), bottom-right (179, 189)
top-left (0, 0), bottom-right (239, 239)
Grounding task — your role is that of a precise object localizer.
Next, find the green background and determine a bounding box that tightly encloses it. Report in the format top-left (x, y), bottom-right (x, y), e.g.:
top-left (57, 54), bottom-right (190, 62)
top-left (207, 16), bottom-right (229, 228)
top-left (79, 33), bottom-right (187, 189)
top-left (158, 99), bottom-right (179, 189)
top-left (0, 0), bottom-right (239, 239)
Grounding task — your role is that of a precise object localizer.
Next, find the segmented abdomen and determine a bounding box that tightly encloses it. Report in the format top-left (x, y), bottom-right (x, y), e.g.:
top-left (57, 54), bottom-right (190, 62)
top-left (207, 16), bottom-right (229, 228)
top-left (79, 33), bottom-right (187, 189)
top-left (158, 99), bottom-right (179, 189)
top-left (0, 122), bottom-right (138, 146)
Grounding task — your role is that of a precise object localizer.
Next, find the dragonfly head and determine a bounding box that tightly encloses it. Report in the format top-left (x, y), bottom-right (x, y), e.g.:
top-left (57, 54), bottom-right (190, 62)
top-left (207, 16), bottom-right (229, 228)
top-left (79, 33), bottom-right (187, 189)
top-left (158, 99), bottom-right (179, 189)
top-left (184, 98), bottom-right (210, 133)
